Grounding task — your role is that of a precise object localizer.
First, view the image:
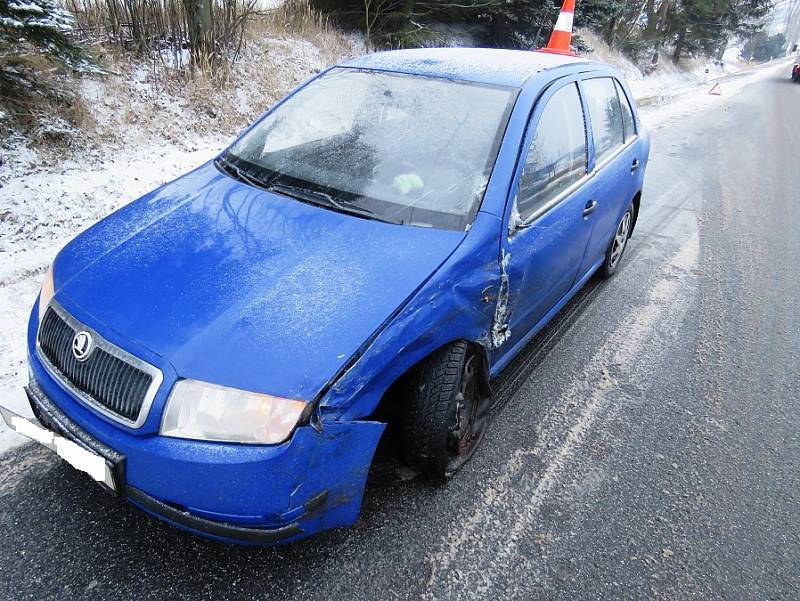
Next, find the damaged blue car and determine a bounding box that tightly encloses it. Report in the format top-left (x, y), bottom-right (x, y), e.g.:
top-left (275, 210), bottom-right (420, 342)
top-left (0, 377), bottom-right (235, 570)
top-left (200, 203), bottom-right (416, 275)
top-left (1, 48), bottom-right (648, 544)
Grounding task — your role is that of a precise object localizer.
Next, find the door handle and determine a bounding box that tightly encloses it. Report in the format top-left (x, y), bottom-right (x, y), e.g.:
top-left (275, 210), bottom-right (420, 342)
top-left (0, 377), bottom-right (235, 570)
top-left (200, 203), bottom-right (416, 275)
top-left (631, 159), bottom-right (640, 173)
top-left (582, 200), bottom-right (598, 218)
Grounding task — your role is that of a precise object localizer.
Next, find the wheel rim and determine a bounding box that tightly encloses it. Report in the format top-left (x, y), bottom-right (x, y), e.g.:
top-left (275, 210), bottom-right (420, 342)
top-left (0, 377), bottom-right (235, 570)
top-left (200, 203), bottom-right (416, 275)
top-left (609, 210), bottom-right (631, 269)
top-left (446, 354), bottom-right (489, 474)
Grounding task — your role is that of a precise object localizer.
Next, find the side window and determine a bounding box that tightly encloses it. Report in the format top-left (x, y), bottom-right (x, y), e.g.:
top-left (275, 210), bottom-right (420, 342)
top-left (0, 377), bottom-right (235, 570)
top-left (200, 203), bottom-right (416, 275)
top-left (582, 77), bottom-right (624, 163)
top-left (615, 79), bottom-right (636, 141)
top-left (517, 83), bottom-right (587, 221)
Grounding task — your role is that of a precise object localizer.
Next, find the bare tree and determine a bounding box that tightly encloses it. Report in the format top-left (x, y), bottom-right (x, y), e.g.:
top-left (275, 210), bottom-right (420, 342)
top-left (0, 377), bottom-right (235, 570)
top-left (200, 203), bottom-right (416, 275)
top-left (184, 0), bottom-right (213, 62)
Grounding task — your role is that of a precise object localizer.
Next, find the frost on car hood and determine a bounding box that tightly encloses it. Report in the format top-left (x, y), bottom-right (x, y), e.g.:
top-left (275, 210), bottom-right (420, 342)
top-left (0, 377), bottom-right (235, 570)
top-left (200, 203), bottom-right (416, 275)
top-left (54, 162), bottom-right (466, 400)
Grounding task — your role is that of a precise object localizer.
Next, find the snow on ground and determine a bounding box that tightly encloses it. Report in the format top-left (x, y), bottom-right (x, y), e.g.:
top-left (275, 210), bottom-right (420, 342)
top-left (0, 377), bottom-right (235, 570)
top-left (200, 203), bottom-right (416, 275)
top-left (0, 140), bottom-right (224, 451)
top-left (0, 39), bottom-right (787, 452)
top-left (637, 59), bottom-right (789, 132)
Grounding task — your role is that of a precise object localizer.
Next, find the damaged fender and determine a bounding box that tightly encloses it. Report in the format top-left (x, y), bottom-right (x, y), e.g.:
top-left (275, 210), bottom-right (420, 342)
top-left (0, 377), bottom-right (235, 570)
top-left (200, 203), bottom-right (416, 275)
top-left (319, 211), bottom-right (507, 421)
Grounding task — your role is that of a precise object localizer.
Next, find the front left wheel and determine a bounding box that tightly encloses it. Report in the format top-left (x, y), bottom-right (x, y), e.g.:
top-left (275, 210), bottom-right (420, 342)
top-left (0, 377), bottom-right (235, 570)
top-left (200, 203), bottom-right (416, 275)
top-left (401, 342), bottom-right (490, 479)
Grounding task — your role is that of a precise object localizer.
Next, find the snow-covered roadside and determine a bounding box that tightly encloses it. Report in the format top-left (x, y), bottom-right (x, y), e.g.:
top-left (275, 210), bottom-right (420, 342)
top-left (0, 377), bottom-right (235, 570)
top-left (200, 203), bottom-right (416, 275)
top-left (577, 28), bottom-right (778, 111)
top-left (637, 59), bottom-right (788, 132)
top-left (0, 138), bottom-right (225, 451)
top-left (0, 56), bottom-right (787, 454)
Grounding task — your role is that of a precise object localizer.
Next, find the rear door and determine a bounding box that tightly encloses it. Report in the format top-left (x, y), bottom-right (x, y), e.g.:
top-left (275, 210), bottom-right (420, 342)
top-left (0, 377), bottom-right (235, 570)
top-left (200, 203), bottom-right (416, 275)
top-left (577, 75), bottom-right (642, 273)
top-left (503, 78), bottom-right (598, 347)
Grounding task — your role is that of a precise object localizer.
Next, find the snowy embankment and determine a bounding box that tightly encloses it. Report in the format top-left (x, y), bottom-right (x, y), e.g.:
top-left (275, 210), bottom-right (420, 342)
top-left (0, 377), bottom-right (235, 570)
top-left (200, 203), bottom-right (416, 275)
top-left (0, 41), bottom-right (786, 453)
top-left (0, 143), bottom-right (223, 451)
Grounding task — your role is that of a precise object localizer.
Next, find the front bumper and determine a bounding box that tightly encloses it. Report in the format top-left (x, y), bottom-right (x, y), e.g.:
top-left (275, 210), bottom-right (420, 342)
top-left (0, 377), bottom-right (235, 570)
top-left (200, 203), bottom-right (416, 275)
top-left (18, 350), bottom-right (385, 545)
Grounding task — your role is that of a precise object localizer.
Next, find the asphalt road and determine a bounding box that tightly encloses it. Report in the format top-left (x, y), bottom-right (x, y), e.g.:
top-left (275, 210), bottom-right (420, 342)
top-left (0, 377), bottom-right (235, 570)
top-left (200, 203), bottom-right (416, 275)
top-left (1, 67), bottom-right (798, 600)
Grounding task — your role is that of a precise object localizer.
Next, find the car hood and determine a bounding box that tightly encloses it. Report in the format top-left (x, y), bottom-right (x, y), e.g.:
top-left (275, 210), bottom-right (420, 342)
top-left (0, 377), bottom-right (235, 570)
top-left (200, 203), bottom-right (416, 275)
top-left (55, 162), bottom-right (466, 400)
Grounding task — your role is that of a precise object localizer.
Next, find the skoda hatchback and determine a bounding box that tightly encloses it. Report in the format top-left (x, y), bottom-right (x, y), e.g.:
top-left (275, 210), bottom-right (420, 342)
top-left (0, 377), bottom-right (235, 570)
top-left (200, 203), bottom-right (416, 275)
top-left (1, 48), bottom-right (649, 544)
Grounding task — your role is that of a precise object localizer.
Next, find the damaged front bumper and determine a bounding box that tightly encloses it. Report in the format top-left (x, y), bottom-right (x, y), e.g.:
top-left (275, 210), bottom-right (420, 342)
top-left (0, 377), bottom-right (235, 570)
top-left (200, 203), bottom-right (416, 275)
top-left (9, 358), bottom-right (385, 545)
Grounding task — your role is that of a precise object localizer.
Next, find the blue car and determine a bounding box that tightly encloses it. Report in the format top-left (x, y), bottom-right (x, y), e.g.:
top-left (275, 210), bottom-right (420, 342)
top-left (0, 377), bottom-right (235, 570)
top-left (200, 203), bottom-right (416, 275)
top-left (1, 48), bottom-right (648, 544)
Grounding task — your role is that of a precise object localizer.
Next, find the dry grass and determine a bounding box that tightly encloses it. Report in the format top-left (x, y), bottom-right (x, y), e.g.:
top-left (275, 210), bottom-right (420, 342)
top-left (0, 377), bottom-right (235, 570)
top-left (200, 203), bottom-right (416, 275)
top-left (2, 0), bottom-right (358, 155)
top-left (65, 0), bottom-right (257, 63)
top-left (0, 53), bottom-right (98, 147)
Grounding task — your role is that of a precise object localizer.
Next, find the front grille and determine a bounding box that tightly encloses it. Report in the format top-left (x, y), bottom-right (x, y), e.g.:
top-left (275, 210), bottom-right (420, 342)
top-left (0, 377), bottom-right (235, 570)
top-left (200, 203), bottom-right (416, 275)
top-left (37, 304), bottom-right (160, 425)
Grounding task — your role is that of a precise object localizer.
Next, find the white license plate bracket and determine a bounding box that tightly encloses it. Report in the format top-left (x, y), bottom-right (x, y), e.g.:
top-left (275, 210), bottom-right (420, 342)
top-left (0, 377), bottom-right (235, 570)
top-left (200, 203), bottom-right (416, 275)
top-left (0, 405), bottom-right (117, 492)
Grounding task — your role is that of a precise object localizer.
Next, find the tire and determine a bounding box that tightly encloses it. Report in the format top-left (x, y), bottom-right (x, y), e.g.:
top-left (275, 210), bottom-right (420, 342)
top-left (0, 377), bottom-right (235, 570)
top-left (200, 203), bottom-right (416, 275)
top-left (401, 341), bottom-right (490, 479)
top-left (600, 202), bottom-right (634, 277)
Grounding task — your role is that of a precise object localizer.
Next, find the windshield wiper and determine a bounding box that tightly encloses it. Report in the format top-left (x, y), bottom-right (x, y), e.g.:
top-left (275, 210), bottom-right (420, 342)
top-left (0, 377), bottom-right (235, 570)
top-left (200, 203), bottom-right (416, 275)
top-left (216, 161), bottom-right (396, 224)
top-left (215, 156), bottom-right (272, 190)
top-left (266, 182), bottom-right (381, 220)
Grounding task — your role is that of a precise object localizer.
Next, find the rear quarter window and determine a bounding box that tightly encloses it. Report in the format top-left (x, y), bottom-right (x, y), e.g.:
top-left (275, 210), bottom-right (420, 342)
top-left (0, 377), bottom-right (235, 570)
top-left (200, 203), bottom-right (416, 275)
top-left (582, 77), bottom-right (624, 163)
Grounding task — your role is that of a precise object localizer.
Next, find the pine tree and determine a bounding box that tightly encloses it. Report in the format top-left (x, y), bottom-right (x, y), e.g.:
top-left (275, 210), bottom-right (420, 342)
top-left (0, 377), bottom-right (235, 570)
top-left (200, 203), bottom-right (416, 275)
top-left (1, 0), bottom-right (94, 109)
top-left (668, 0), bottom-right (772, 63)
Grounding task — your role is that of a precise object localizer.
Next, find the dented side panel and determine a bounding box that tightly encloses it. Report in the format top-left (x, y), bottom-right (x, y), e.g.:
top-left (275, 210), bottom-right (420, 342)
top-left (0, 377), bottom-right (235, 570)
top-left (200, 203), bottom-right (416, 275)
top-left (490, 250), bottom-right (512, 349)
top-left (320, 211), bottom-right (506, 420)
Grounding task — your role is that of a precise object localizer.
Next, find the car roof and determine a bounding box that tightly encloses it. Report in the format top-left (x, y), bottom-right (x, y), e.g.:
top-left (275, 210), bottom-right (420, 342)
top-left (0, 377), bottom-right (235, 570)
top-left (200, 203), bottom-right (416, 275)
top-left (339, 48), bottom-right (596, 87)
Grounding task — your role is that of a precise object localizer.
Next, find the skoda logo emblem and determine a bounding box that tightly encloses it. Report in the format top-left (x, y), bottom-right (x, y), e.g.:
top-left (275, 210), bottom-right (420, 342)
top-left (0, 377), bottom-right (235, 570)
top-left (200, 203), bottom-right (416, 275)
top-left (72, 331), bottom-right (94, 362)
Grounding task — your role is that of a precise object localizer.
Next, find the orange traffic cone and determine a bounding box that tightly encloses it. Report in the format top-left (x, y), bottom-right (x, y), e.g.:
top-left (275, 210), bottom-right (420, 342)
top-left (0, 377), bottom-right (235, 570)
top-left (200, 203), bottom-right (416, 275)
top-left (538, 0), bottom-right (577, 56)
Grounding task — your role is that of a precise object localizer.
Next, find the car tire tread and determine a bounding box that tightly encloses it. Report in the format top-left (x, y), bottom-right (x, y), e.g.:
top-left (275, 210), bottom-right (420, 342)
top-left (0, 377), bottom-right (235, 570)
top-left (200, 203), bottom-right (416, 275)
top-left (402, 341), bottom-right (468, 479)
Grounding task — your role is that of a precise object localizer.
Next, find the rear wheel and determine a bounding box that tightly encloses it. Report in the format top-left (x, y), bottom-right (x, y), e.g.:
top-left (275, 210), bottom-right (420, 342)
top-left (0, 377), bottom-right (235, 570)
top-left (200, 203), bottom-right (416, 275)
top-left (401, 342), bottom-right (490, 479)
top-left (600, 202), bottom-right (634, 277)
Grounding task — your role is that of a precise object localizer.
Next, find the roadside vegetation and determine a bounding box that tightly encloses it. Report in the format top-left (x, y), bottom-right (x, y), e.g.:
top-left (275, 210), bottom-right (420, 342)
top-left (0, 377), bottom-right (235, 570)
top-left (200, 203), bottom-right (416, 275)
top-left (1, 0), bottom-right (355, 147)
top-left (0, 0), bottom-right (787, 148)
top-left (310, 0), bottom-right (774, 67)
top-left (741, 31), bottom-right (789, 61)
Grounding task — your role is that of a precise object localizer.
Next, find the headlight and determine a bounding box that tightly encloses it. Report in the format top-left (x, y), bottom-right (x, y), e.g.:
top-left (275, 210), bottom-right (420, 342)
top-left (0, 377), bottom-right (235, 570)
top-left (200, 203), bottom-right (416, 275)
top-left (160, 379), bottom-right (309, 444)
top-left (38, 264), bottom-right (55, 323)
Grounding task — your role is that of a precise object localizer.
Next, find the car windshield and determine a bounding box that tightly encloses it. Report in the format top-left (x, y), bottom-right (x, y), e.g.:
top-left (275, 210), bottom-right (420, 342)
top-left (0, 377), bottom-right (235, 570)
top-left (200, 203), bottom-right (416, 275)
top-left (222, 68), bottom-right (517, 230)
